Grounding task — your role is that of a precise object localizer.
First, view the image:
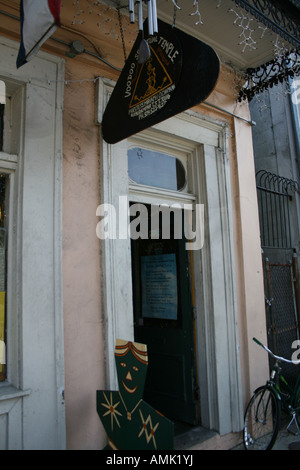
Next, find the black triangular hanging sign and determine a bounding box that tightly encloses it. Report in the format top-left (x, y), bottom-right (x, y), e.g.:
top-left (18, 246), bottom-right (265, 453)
top-left (102, 20), bottom-right (220, 144)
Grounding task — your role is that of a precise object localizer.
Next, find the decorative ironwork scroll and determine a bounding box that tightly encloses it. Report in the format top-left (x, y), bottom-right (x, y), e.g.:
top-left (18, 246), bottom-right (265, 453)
top-left (256, 170), bottom-right (299, 249)
top-left (235, 0), bottom-right (300, 100)
top-left (239, 50), bottom-right (300, 101)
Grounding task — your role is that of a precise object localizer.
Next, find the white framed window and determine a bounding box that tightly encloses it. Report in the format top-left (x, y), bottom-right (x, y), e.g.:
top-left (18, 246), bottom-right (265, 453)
top-left (0, 78), bottom-right (19, 386)
top-left (0, 36), bottom-right (65, 450)
top-left (127, 130), bottom-right (196, 208)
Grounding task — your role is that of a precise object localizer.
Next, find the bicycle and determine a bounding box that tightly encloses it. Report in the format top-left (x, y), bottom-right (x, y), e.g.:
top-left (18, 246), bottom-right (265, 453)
top-left (243, 337), bottom-right (300, 450)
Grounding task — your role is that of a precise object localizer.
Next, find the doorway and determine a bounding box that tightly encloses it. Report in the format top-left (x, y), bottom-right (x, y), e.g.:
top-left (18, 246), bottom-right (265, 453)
top-left (130, 203), bottom-right (199, 425)
top-left (99, 78), bottom-right (243, 435)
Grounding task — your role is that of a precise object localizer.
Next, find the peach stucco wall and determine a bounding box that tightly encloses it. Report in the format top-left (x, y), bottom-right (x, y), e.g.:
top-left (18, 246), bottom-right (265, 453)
top-left (62, 61), bottom-right (107, 450)
top-left (61, 62), bottom-right (269, 449)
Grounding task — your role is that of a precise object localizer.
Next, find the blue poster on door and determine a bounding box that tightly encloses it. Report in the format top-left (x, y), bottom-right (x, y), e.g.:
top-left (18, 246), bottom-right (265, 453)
top-left (141, 253), bottom-right (178, 320)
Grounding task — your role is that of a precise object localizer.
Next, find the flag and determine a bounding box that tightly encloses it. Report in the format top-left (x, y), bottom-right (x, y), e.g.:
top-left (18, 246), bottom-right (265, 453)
top-left (17, 0), bottom-right (61, 69)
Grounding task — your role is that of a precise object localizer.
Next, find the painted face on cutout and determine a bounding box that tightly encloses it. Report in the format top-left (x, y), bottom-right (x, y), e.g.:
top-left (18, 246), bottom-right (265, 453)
top-left (115, 339), bottom-right (148, 408)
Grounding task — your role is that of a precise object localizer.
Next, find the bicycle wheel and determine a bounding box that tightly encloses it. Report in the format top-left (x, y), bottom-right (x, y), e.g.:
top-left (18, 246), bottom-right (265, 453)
top-left (243, 386), bottom-right (281, 450)
top-left (293, 387), bottom-right (300, 432)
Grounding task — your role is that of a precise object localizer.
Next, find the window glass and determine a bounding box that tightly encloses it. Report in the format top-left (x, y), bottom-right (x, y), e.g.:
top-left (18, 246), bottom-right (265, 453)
top-left (290, 77), bottom-right (300, 175)
top-left (128, 147), bottom-right (186, 191)
top-left (0, 81), bottom-right (5, 105)
top-left (0, 81), bottom-right (5, 152)
top-left (0, 173), bottom-right (8, 382)
top-left (0, 104), bottom-right (4, 152)
top-left (291, 78), bottom-right (300, 121)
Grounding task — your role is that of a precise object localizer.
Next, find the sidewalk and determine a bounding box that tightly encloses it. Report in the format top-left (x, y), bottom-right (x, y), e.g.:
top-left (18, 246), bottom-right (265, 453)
top-left (174, 422), bottom-right (300, 450)
top-left (231, 429), bottom-right (300, 450)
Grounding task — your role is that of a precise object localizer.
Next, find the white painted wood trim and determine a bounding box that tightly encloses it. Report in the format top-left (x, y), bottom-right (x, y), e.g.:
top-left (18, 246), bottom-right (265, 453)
top-left (97, 77), bottom-right (243, 433)
top-left (98, 79), bottom-right (135, 390)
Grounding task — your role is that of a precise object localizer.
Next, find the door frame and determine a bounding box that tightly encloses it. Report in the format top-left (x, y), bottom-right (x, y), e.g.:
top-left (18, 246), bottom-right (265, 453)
top-left (98, 77), bottom-right (243, 435)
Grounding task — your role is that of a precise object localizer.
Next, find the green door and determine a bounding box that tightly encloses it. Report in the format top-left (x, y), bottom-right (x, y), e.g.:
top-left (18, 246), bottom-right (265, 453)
top-left (131, 204), bottom-right (198, 425)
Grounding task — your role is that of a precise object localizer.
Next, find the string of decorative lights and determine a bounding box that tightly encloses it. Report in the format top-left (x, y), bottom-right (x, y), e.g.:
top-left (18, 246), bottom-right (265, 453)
top-left (41, 0), bottom-right (300, 102)
top-left (71, 1), bottom-right (224, 30)
top-left (71, 1), bottom-right (296, 55)
top-left (1, 1), bottom-right (298, 102)
top-left (190, 1), bottom-right (203, 26)
top-left (229, 7), bottom-right (257, 53)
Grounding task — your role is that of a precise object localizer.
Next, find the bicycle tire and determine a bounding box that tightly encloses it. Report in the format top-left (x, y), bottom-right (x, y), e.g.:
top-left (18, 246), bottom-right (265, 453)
top-left (293, 387), bottom-right (300, 431)
top-left (243, 386), bottom-right (281, 450)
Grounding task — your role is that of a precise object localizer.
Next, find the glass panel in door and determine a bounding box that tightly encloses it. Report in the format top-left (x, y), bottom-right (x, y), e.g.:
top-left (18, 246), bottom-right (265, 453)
top-left (130, 203), bottom-right (198, 424)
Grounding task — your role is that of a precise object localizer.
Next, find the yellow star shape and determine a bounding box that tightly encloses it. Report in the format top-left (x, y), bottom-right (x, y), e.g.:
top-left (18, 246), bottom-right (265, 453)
top-left (138, 410), bottom-right (159, 449)
top-left (101, 392), bottom-right (122, 431)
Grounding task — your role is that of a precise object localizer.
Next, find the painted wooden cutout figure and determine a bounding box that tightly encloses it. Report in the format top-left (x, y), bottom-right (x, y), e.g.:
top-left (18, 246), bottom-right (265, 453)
top-left (97, 339), bottom-right (174, 450)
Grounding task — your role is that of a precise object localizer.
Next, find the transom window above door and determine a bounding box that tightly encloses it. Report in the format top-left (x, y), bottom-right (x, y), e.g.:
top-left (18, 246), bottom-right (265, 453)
top-left (128, 147), bottom-right (187, 192)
